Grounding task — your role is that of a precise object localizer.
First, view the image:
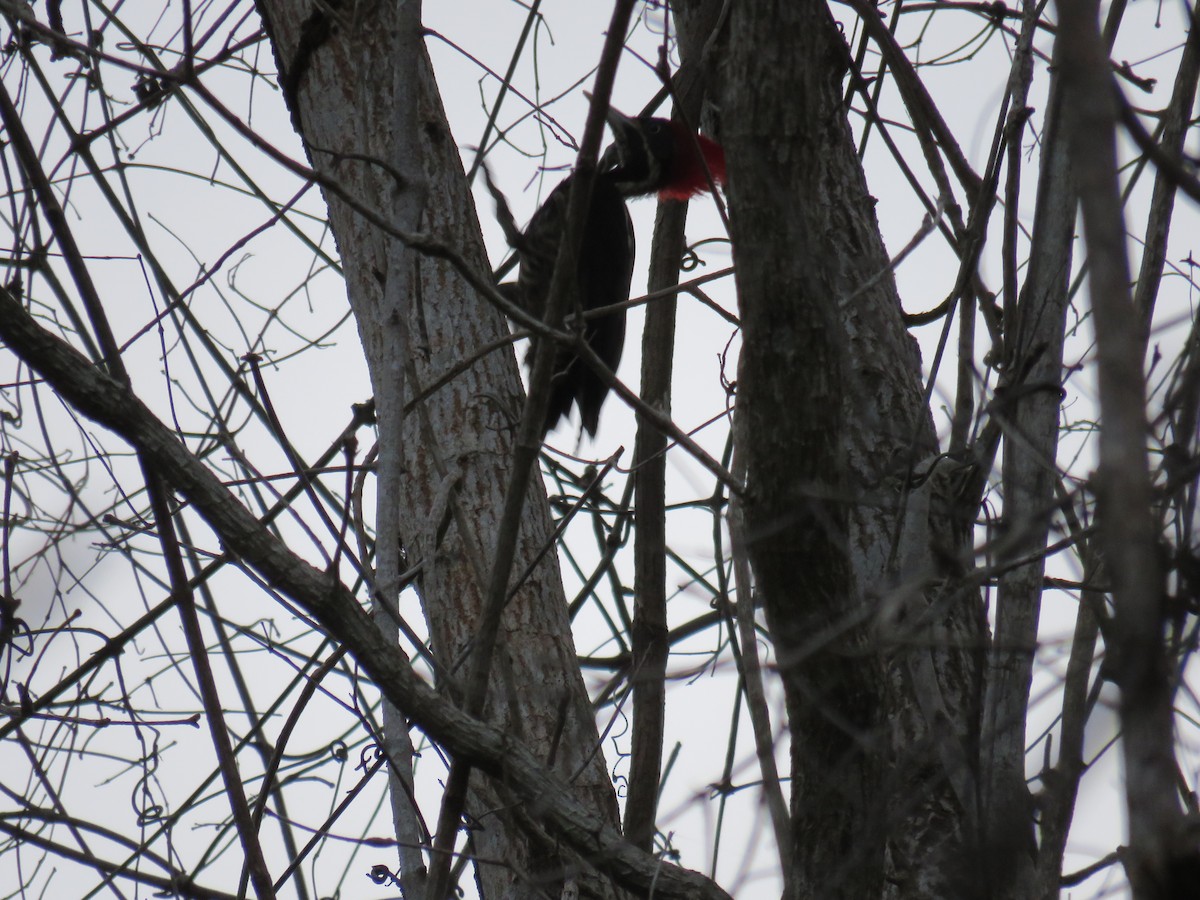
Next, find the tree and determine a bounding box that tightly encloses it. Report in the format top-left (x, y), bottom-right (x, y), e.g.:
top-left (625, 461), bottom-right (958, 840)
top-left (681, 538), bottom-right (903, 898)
top-left (1, 1), bottom-right (1198, 898)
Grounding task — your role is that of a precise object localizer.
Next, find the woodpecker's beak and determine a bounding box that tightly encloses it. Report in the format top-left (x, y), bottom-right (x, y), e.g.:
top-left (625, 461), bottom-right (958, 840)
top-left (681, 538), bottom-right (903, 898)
top-left (604, 105), bottom-right (638, 135)
top-left (602, 106), bottom-right (640, 167)
top-left (596, 103), bottom-right (671, 197)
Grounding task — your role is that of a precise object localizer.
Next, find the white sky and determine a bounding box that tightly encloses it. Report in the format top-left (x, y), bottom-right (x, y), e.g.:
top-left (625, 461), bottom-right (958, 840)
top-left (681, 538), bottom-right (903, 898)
top-left (2, 2), bottom-right (1199, 897)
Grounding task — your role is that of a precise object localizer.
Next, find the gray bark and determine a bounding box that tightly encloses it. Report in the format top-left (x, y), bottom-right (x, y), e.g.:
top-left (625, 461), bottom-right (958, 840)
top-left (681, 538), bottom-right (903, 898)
top-left (724, 2), bottom-right (986, 896)
top-left (254, 5), bottom-right (620, 896)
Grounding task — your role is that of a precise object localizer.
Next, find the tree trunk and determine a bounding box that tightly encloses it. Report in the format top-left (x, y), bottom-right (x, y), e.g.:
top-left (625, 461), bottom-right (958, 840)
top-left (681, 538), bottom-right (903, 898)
top-left (255, 5), bottom-right (621, 896)
top-left (723, 3), bottom-right (986, 897)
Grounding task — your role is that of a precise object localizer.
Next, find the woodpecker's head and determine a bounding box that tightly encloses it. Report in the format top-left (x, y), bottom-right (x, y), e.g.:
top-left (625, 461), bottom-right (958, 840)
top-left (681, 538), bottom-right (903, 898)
top-left (600, 107), bottom-right (726, 201)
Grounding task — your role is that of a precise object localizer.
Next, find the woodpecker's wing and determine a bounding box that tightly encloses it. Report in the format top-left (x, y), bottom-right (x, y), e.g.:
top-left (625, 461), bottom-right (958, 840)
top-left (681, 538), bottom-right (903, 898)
top-left (494, 109), bottom-right (725, 438)
top-left (497, 172), bottom-right (634, 439)
top-left (570, 178), bottom-right (632, 437)
top-left (511, 179), bottom-right (572, 321)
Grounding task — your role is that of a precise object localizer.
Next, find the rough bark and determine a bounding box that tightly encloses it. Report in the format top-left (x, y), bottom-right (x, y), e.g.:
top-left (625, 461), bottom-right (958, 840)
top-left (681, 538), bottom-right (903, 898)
top-left (724, 2), bottom-right (986, 897)
top-left (726, 5), bottom-right (879, 897)
top-left (254, 5), bottom-right (620, 897)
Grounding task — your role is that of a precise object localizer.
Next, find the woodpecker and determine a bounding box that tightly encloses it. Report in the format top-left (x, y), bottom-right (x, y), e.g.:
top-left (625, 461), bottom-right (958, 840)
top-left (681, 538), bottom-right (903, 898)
top-left (496, 106), bottom-right (726, 439)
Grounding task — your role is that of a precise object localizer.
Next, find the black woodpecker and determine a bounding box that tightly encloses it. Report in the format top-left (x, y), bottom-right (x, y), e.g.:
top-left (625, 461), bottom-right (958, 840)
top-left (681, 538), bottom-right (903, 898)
top-left (498, 106), bottom-right (726, 439)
